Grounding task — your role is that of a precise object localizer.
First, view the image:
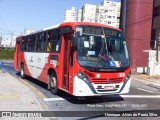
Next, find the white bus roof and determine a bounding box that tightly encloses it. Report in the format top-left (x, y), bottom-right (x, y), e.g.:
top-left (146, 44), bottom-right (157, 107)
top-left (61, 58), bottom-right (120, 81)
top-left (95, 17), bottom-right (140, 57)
top-left (43, 24), bottom-right (60, 31)
top-left (22, 24), bottom-right (60, 36)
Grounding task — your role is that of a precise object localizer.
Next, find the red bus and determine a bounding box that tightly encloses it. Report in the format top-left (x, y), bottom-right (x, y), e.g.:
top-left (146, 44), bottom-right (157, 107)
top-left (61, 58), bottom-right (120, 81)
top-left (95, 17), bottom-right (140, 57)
top-left (14, 22), bottom-right (131, 96)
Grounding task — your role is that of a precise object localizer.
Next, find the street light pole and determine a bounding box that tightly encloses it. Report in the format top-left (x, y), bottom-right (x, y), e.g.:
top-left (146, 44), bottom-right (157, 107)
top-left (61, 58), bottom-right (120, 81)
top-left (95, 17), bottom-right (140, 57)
top-left (10, 33), bottom-right (13, 48)
top-left (0, 34), bottom-right (2, 47)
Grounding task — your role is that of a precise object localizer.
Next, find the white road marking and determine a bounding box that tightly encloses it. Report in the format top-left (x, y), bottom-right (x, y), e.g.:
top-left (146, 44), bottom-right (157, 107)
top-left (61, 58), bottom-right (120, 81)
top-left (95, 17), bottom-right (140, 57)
top-left (120, 95), bottom-right (160, 98)
top-left (43, 98), bottom-right (65, 102)
top-left (137, 88), bottom-right (155, 93)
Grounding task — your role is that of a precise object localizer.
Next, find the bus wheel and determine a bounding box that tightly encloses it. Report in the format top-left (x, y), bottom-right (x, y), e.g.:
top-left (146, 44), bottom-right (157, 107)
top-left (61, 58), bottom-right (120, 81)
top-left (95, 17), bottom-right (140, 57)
top-left (20, 64), bottom-right (25, 79)
top-left (49, 72), bottom-right (59, 95)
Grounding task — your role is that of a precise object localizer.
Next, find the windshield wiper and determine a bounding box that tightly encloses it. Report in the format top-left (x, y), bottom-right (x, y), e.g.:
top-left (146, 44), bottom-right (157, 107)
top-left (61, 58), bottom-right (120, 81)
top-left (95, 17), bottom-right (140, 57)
top-left (92, 28), bottom-right (108, 71)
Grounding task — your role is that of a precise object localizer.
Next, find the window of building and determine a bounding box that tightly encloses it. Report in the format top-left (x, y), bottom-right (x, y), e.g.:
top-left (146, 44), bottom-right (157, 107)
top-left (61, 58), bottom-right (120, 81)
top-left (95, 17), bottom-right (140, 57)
top-left (154, 5), bottom-right (160, 17)
top-left (117, 17), bottom-right (120, 19)
top-left (108, 21), bottom-right (111, 24)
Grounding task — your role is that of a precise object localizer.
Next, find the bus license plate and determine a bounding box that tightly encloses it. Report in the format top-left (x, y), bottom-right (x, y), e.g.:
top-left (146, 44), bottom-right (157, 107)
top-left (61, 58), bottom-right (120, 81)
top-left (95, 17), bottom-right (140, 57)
top-left (104, 86), bottom-right (114, 90)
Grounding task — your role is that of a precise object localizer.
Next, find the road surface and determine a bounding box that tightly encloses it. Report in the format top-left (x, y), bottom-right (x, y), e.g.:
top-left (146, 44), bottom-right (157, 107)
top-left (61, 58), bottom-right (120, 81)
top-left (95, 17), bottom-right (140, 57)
top-left (1, 61), bottom-right (160, 120)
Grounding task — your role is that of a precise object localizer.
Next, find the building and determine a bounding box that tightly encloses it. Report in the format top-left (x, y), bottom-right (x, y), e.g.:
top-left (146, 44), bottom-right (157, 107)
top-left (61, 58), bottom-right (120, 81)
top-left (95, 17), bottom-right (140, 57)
top-left (64, 7), bottom-right (76, 22)
top-left (101, 0), bottom-right (121, 28)
top-left (152, 0), bottom-right (160, 49)
top-left (77, 9), bottom-right (82, 22)
top-left (81, 4), bottom-right (97, 22)
top-left (1, 33), bottom-right (20, 48)
top-left (96, 4), bottom-right (118, 27)
top-left (121, 0), bottom-right (153, 71)
top-left (1, 38), bottom-right (11, 48)
top-left (76, 0), bottom-right (121, 28)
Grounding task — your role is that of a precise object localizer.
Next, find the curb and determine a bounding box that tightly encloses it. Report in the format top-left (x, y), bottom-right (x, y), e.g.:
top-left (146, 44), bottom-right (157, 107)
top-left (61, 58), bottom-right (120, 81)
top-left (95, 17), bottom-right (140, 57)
top-left (0, 69), bottom-right (51, 111)
top-left (19, 78), bottom-right (51, 111)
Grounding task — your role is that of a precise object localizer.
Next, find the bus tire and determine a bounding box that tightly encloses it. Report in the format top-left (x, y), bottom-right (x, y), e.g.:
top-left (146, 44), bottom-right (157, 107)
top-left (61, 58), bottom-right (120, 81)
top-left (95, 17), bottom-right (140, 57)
top-left (20, 64), bottom-right (25, 79)
top-left (49, 72), bottom-right (59, 95)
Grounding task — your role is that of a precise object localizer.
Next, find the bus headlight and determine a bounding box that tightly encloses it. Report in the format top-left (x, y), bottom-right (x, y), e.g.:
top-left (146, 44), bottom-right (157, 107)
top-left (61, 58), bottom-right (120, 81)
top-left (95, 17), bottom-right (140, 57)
top-left (126, 72), bottom-right (131, 81)
top-left (77, 72), bottom-right (89, 83)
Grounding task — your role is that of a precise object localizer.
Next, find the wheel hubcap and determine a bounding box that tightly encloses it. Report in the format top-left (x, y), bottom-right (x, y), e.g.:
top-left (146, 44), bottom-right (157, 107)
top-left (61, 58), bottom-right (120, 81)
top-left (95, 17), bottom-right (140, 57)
top-left (21, 69), bottom-right (24, 76)
top-left (51, 77), bottom-right (56, 89)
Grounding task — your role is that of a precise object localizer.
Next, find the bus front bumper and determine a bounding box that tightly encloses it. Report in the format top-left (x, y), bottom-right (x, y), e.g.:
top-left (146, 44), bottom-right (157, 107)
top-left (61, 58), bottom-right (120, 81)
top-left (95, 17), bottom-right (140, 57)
top-left (73, 76), bottom-right (131, 96)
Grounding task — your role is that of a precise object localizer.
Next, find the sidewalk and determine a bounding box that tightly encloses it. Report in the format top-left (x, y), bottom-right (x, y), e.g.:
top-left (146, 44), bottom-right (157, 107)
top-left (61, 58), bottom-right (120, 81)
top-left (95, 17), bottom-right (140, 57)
top-left (132, 73), bottom-right (160, 88)
top-left (0, 70), bottom-right (53, 120)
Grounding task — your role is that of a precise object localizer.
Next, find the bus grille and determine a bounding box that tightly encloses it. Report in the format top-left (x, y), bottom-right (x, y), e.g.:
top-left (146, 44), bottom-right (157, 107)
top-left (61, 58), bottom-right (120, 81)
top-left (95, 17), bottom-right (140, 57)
top-left (92, 78), bottom-right (123, 84)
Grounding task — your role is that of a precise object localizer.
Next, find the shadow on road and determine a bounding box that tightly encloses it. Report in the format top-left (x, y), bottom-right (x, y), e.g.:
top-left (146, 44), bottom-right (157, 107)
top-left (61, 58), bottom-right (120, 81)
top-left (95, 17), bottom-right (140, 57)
top-left (16, 72), bottom-right (48, 89)
top-left (58, 92), bottom-right (124, 104)
top-left (15, 72), bottom-right (124, 104)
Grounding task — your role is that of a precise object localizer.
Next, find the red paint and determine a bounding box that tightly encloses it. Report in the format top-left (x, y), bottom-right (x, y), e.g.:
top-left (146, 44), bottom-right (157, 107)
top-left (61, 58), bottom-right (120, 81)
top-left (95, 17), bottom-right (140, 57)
top-left (14, 22), bottom-right (131, 96)
top-left (125, 0), bottom-right (153, 69)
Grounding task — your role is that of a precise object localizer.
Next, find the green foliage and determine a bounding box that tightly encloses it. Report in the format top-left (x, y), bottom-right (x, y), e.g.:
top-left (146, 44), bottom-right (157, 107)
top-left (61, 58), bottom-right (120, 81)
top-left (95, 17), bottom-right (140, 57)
top-left (0, 48), bottom-right (14, 60)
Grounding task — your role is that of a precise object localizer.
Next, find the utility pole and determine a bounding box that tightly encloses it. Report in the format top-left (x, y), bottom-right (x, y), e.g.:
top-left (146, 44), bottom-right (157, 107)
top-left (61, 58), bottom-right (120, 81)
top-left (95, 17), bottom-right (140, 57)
top-left (120, 0), bottom-right (127, 33)
top-left (0, 34), bottom-right (2, 47)
top-left (157, 33), bottom-right (160, 62)
top-left (10, 33), bottom-right (13, 48)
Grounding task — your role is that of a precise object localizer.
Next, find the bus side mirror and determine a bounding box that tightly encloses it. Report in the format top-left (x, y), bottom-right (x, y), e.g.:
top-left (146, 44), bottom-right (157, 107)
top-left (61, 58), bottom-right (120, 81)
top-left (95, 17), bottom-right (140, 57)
top-left (71, 35), bottom-right (77, 47)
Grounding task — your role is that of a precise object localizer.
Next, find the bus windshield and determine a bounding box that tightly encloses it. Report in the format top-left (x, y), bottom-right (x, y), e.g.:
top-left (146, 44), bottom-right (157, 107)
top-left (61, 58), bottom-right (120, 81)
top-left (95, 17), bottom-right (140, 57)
top-left (76, 26), bottom-right (130, 72)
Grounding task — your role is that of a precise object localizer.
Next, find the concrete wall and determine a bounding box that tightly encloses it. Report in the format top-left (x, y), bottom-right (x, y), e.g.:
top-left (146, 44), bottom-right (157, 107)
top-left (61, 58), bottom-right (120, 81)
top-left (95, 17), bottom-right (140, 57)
top-left (147, 50), bottom-right (160, 76)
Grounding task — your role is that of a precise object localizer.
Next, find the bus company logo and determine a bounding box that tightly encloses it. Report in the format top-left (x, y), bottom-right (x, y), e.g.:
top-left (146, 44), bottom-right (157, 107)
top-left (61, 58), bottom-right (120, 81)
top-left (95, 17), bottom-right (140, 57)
top-left (2, 112), bottom-right (12, 118)
top-left (37, 57), bottom-right (41, 62)
top-left (30, 56), bottom-right (34, 62)
top-left (107, 79), bottom-right (111, 84)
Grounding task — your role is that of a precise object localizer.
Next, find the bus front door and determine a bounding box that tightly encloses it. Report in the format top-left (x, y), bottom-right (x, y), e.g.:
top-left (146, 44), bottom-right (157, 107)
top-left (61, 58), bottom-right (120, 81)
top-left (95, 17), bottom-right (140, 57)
top-left (62, 35), bottom-right (73, 91)
top-left (14, 42), bottom-right (20, 70)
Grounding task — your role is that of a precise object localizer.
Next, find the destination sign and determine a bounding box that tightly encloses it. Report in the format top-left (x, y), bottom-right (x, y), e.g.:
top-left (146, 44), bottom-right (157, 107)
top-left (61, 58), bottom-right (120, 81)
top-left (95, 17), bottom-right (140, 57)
top-left (83, 27), bottom-right (118, 36)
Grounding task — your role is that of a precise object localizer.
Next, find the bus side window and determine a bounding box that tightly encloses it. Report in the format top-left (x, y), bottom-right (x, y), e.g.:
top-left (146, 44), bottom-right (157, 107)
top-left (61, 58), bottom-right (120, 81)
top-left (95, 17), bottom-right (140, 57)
top-left (21, 41), bottom-right (25, 51)
top-left (28, 35), bottom-right (36, 52)
top-left (21, 37), bottom-right (27, 51)
top-left (36, 32), bottom-right (46, 52)
top-left (47, 29), bottom-right (61, 52)
top-left (47, 31), bottom-right (52, 52)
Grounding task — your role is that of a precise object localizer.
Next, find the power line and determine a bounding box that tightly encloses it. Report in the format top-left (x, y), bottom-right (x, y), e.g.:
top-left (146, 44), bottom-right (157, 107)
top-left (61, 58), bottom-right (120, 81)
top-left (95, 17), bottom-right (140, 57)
top-left (0, 15), bottom-right (10, 31)
top-left (0, 28), bottom-right (14, 33)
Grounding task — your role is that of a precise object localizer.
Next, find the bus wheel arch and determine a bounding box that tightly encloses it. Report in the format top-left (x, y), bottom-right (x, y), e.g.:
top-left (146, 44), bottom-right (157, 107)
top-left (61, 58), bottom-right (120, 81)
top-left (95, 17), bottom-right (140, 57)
top-left (47, 68), bottom-right (59, 95)
top-left (20, 62), bottom-right (25, 79)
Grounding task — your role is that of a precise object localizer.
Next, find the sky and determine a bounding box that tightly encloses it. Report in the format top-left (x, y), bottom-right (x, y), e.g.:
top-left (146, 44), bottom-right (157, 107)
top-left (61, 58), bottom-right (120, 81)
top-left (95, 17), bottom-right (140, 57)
top-left (0, 0), bottom-right (121, 37)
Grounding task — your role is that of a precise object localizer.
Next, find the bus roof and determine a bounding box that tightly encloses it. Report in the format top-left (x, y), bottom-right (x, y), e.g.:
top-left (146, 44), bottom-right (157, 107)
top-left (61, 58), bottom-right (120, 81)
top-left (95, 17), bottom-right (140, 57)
top-left (17, 22), bottom-right (121, 38)
top-left (59, 22), bottom-right (121, 31)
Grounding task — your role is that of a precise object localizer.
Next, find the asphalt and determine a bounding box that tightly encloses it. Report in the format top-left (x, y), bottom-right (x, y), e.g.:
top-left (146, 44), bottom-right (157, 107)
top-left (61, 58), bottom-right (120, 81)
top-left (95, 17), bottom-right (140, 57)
top-left (0, 68), bottom-right (54, 120)
top-left (1, 60), bottom-right (160, 120)
top-left (132, 73), bottom-right (160, 88)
